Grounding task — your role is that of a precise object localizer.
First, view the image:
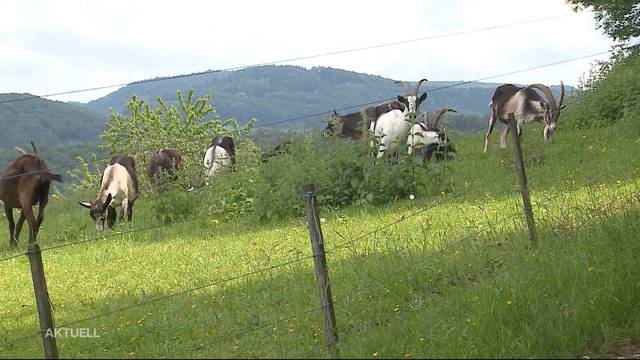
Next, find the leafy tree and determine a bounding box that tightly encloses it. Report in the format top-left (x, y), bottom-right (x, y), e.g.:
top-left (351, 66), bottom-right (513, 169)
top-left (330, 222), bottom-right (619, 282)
top-left (566, 0), bottom-right (640, 42)
top-left (101, 90), bottom-right (254, 188)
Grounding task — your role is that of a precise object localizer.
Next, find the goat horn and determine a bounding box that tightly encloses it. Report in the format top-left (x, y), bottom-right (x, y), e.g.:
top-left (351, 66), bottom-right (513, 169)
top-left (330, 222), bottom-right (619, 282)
top-left (394, 80), bottom-right (411, 96)
top-left (431, 108), bottom-right (457, 129)
top-left (527, 83), bottom-right (558, 118)
top-left (30, 142), bottom-right (38, 154)
top-left (556, 81), bottom-right (565, 122)
top-left (15, 146), bottom-right (27, 155)
top-left (414, 78), bottom-right (428, 96)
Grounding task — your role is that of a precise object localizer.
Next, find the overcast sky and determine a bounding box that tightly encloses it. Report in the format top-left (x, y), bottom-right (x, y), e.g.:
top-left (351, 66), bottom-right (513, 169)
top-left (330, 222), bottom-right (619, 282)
top-left (0, 0), bottom-right (614, 103)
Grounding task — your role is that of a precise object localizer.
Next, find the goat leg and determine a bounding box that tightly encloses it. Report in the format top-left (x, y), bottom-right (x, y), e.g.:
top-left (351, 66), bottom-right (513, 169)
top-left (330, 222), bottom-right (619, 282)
top-left (107, 206), bottom-right (117, 228)
top-left (5, 205), bottom-right (17, 248)
top-left (483, 115), bottom-right (498, 153)
top-left (20, 207), bottom-right (37, 244)
top-left (14, 212), bottom-right (26, 245)
top-left (499, 125), bottom-right (510, 149)
top-left (126, 202), bottom-right (134, 223)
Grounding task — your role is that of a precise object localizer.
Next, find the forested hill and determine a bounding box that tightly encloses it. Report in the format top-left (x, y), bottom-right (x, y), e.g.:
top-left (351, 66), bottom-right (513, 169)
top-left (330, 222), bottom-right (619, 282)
top-left (85, 65), bottom-right (514, 127)
top-left (0, 93), bottom-right (107, 148)
top-left (0, 65), bottom-right (569, 151)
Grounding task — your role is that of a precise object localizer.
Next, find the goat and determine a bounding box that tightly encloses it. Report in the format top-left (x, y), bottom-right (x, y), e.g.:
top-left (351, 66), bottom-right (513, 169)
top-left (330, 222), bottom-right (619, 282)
top-left (483, 82), bottom-right (565, 153)
top-left (147, 149), bottom-right (182, 186)
top-left (408, 109), bottom-right (458, 162)
top-left (369, 79), bottom-right (428, 157)
top-left (325, 101), bottom-right (406, 140)
top-left (79, 162), bottom-right (139, 231)
top-left (260, 140), bottom-right (292, 162)
top-left (106, 155), bottom-right (139, 194)
top-left (0, 143), bottom-right (62, 247)
top-left (203, 135), bottom-right (236, 185)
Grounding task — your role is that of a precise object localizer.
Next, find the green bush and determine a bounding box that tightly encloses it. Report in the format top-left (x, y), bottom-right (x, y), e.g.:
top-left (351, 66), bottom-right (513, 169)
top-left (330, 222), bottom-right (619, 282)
top-left (195, 131), bottom-right (450, 222)
top-left (562, 48), bottom-right (640, 129)
top-left (101, 89), bottom-right (254, 189)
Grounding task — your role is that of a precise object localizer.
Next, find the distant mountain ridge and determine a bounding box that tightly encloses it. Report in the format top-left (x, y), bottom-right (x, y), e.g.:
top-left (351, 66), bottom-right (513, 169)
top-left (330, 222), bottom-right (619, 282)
top-left (84, 65), bottom-right (516, 128)
top-left (0, 65), bottom-right (570, 151)
top-left (0, 93), bottom-right (106, 148)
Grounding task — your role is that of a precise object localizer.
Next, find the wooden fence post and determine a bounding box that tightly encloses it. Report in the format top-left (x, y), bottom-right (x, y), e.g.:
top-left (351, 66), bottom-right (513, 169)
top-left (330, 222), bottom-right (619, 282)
top-left (27, 242), bottom-right (59, 359)
top-left (507, 113), bottom-right (538, 248)
top-left (303, 184), bottom-right (339, 359)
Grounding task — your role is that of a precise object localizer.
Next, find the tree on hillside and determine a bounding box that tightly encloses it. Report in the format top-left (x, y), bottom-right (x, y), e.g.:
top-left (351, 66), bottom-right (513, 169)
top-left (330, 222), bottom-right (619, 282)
top-left (566, 0), bottom-right (639, 43)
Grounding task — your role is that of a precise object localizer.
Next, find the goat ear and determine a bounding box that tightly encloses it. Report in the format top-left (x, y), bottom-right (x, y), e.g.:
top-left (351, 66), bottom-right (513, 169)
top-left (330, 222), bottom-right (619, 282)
top-left (79, 202), bottom-right (92, 209)
top-left (103, 193), bottom-right (113, 211)
top-left (418, 92), bottom-right (427, 101)
top-left (539, 100), bottom-right (548, 110)
top-left (397, 95), bottom-right (405, 103)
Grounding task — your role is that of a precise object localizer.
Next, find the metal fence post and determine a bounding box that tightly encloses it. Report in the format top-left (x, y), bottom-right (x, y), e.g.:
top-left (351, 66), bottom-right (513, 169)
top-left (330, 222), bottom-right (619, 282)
top-left (27, 242), bottom-right (59, 359)
top-left (508, 113), bottom-right (538, 248)
top-left (303, 184), bottom-right (339, 359)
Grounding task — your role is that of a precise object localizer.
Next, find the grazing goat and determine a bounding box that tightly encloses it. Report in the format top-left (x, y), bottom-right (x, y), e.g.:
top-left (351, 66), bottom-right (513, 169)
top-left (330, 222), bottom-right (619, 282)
top-left (325, 101), bottom-right (405, 140)
top-left (369, 79), bottom-right (428, 157)
top-left (106, 155), bottom-right (139, 194)
top-left (0, 143), bottom-right (62, 247)
top-left (147, 149), bottom-right (182, 186)
top-left (408, 109), bottom-right (458, 162)
top-left (260, 140), bottom-right (292, 162)
top-left (483, 82), bottom-right (565, 153)
top-left (203, 135), bottom-right (236, 184)
top-left (80, 162), bottom-right (139, 231)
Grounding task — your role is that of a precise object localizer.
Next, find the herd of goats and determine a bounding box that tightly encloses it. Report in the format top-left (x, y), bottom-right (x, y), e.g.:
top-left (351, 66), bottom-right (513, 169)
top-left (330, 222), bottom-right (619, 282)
top-left (0, 78), bottom-right (565, 248)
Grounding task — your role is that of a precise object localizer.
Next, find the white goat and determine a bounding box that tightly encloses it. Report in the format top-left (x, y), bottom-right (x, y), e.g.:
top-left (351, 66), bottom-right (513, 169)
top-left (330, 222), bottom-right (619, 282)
top-left (369, 79), bottom-right (428, 157)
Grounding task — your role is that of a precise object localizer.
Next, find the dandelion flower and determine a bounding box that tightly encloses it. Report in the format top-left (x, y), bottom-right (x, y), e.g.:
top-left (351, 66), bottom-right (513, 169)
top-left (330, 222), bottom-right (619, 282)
top-left (409, 194), bottom-right (415, 200)
top-left (373, 352), bottom-right (379, 357)
top-left (507, 300), bottom-right (512, 305)
top-left (320, 217), bottom-right (326, 223)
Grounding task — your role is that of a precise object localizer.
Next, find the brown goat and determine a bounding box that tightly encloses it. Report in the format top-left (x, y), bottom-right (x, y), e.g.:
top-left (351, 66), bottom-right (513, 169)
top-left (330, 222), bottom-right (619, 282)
top-left (147, 149), bottom-right (182, 186)
top-left (0, 148), bottom-right (62, 247)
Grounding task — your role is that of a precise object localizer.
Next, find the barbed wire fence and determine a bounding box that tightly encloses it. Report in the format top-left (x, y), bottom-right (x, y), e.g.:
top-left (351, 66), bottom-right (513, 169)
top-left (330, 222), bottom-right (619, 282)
top-left (1, 167), bottom-right (637, 358)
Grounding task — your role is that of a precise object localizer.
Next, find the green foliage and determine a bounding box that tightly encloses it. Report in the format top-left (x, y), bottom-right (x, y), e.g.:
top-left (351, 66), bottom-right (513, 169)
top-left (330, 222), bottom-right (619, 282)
top-left (566, 0), bottom-right (639, 42)
top-left (100, 90), bottom-right (254, 189)
top-left (65, 154), bottom-right (106, 191)
top-left (561, 49), bottom-right (640, 129)
top-left (193, 131), bottom-right (448, 222)
top-left (2, 114), bottom-right (640, 358)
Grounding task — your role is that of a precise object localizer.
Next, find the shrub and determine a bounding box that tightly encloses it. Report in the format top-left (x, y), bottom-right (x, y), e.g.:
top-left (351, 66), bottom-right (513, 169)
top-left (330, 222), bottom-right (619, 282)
top-left (562, 48), bottom-right (640, 129)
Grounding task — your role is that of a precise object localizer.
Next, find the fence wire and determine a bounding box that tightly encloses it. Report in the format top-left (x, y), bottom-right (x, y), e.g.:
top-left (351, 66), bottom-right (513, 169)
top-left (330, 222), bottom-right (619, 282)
top-left (1, 183), bottom-right (637, 354)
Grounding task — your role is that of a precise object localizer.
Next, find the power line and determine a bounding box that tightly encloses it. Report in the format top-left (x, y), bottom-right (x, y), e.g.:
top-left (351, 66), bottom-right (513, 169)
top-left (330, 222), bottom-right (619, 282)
top-left (0, 12), bottom-right (584, 105)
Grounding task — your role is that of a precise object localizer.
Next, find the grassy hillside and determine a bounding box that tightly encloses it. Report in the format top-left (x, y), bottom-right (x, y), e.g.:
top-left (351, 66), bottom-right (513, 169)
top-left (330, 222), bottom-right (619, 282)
top-left (0, 115), bottom-right (638, 358)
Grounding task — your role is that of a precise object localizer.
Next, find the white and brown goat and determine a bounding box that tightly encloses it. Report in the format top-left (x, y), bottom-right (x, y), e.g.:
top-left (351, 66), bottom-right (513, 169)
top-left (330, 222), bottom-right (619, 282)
top-left (79, 156), bottom-right (139, 231)
top-left (483, 82), bottom-right (565, 153)
top-left (408, 109), bottom-right (458, 162)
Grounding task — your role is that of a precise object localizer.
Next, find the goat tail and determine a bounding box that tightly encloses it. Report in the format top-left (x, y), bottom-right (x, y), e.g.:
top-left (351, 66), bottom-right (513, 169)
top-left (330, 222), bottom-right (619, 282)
top-left (40, 172), bottom-right (63, 183)
top-left (31, 142), bottom-right (38, 154)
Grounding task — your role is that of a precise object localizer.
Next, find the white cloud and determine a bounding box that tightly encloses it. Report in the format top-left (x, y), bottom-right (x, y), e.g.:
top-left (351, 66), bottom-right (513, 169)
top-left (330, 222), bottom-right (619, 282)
top-left (0, 0), bottom-right (614, 102)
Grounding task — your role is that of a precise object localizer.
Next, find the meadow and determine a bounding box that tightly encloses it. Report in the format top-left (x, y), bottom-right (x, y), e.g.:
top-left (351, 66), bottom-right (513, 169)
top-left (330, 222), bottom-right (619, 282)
top-left (0, 117), bottom-right (639, 358)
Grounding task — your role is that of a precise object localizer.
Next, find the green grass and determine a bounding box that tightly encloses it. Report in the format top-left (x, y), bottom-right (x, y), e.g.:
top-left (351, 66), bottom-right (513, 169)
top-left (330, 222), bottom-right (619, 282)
top-left (0, 119), bottom-right (639, 358)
